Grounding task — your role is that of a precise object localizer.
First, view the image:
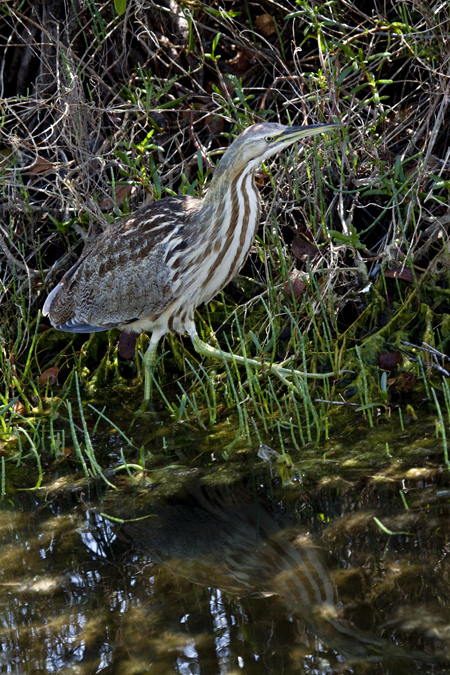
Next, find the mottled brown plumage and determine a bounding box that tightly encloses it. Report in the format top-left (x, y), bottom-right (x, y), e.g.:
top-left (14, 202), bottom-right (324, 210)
top-left (46, 196), bottom-right (202, 331)
top-left (43, 122), bottom-right (342, 399)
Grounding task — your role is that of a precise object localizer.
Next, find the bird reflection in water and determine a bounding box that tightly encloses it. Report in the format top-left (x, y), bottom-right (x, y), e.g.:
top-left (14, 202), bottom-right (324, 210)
top-left (110, 485), bottom-right (447, 669)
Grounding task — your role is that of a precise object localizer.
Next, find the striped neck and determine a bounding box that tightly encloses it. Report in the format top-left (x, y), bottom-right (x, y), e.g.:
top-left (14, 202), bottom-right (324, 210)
top-left (191, 157), bottom-right (262, 304)
top-left (201, 155), bottom-right (262, 233)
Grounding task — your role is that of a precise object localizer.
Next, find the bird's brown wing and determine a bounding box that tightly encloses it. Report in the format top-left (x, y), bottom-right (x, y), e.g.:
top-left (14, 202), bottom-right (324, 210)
top-left (45, 196), bottom-right (202, 331)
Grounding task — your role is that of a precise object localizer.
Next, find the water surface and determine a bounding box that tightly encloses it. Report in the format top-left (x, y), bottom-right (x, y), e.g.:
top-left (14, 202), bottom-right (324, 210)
top-left (1, 410), bottom-right (449, 674)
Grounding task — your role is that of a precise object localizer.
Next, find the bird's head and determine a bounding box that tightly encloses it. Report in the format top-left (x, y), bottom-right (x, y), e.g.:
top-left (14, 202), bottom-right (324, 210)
top-left (237, 121), bottom-right (342, 163)
top-left (210, 121), bottom-right (342, 186)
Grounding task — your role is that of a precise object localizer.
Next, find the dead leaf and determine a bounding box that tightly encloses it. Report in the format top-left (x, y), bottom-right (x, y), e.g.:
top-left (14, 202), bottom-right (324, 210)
top-left (255, 13), bottom-right (277, 37)
top-left (377, 352), bottom-right (402, 371)
top-left (295, 226), bottom-right (316, 242)
top-left (12, 400), bottom-right (26, 415)
top-left (291, 235), bottom-right (320, 263)
top-left (387, 372), bottom-right (416, 393)
top-left (30, 156), bottom-right (54, 174)
top-left (254, 171), bottom-right (266, 187)
top-left (116, 185), bottom-right (132, 202)
top-left (205, 114), bottom-right (224, 137)
top-left (119, 331), bottom-right (138, 359)
top-left (283, 270), bottom-right (307, 301)
top-left (226, 49), bottom-right (251, 74)
top-left (99, 184), bottom-right (134, 209)
top-left (187, 104), bottom-right (225, 136)
top-left (39, 366), bottom-right (60, 387)
top-left (384, 268), bottom-right (416, 283)
top-left (57, 447), bottom-right (72, 462)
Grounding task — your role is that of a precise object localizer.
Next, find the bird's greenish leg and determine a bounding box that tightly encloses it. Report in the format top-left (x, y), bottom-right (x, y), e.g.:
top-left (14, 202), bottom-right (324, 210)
top-left (143, 336), bottom-right (160, 401)
top-left (189, 330), bottom-right (340, 385)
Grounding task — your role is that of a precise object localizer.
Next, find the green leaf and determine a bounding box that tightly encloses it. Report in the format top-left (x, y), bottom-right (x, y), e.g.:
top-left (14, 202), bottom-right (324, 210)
top-left (115, 150), bottom-right (132, 166)
top-left (373, 516), bottom-right (413, 536)
top-left (394, 155), bottom-right (404, 181)
top-left (204, 6), bottom-right (241, 18)
top-left (163, 186), bottom-right (177, 196)
top-left (249, 331), bottom-right (263, 352)
top-left (0, 397), bottom-right (19, 416)
top-left (212, 32), bottom-right (222, 53)
top-left (156, 94), bottom-right (189, 109)
top-left (114, 0), bottom-right (127, 15)
top-left (361, 189), bottom-right (392, 196)
top-left (356, 403), bottom-right (384, 411)
top-left (350, 83), bottom-right (371, 95)
top-left (328, 225), bottom-right (366, 250)
top-left (429, 174), bottom-right (450, 190)
top-left (334, 41), bottom-right (356, 59)
top-left (136, 130), bottom-right (155, 152)
top-left (337, 64), bottom-right (357, 86)
top-left (367, 52), bottom-right (392, 61)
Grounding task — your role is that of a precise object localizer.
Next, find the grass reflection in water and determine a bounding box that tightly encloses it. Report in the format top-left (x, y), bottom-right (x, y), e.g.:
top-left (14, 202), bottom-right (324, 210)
top-left (0, 454), bottom-right (449, 675)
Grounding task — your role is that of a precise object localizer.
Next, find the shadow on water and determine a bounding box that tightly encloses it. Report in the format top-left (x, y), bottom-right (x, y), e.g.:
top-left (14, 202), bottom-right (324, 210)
top-left (0, 438), bottom-right (450, 675)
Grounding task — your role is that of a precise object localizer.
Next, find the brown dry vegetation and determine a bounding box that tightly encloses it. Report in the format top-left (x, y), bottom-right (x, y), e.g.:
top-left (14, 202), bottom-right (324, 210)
top-left (1, 0), bottom-right (450, 402)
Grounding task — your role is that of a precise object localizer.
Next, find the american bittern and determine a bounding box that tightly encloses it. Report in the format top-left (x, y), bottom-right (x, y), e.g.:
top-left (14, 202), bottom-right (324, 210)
top-left (43, 122), bottom-right (341, 399)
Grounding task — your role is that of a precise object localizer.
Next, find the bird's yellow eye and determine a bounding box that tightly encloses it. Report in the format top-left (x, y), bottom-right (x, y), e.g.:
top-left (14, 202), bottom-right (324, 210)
top-left (265, 135), bottom-right (274, 143)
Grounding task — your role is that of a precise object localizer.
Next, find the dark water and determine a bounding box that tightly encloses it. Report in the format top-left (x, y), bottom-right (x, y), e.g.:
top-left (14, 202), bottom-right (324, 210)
top-left (1, 413), bottom-right (450, 674)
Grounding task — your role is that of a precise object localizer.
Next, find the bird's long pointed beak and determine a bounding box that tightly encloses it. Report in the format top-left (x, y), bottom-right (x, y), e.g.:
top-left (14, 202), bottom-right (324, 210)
top-left (280, 122), bottom-right (343, 143)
